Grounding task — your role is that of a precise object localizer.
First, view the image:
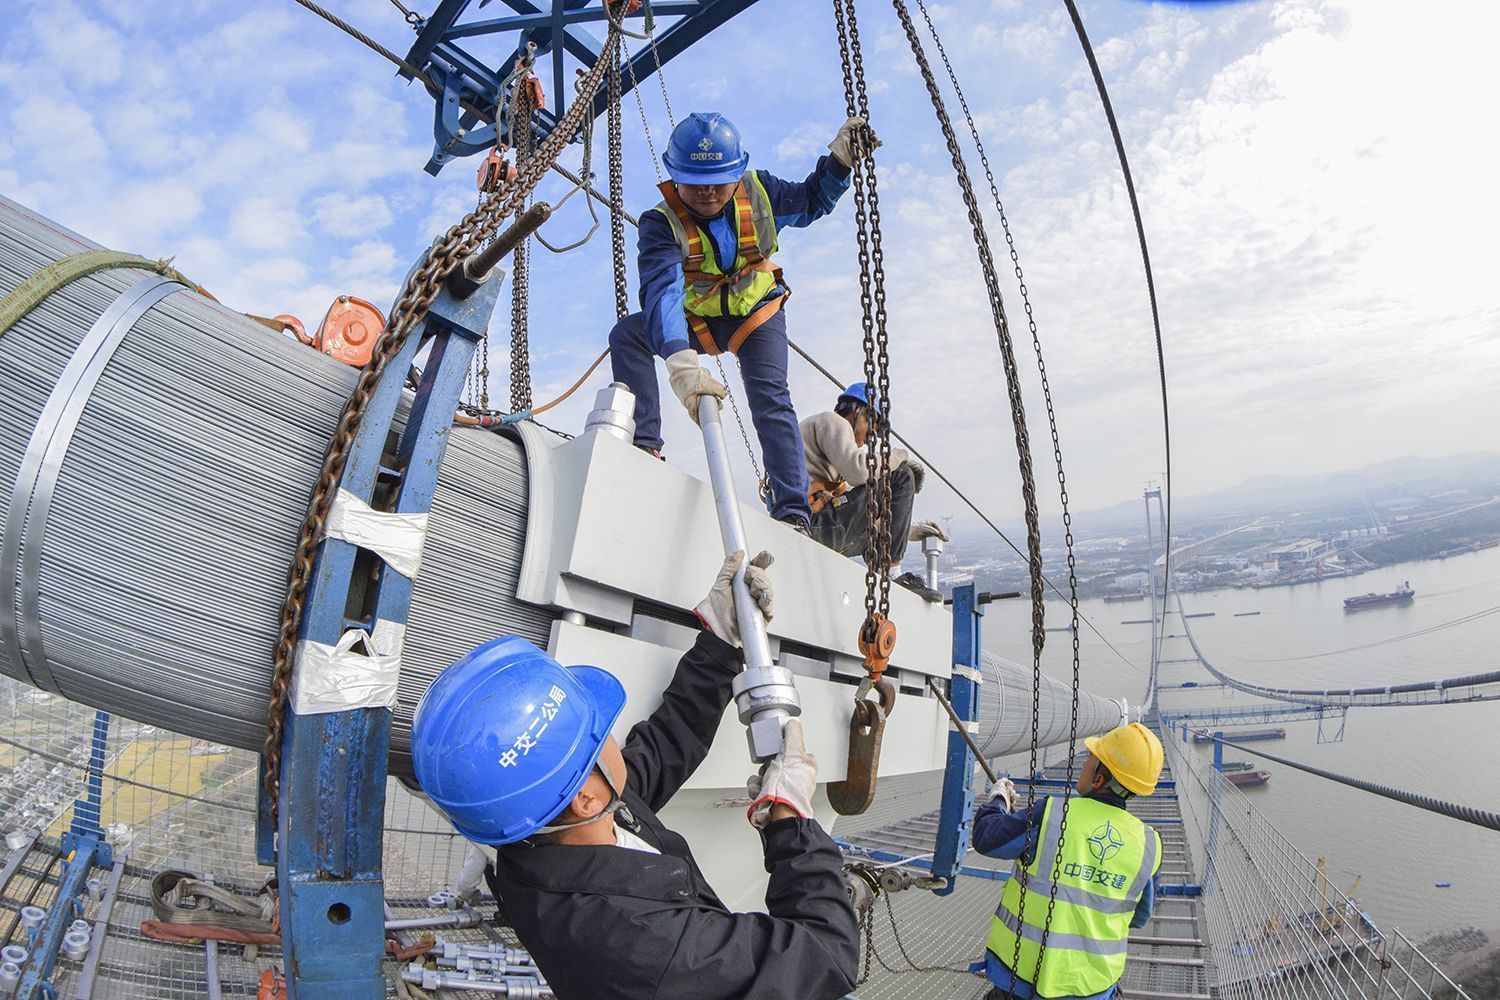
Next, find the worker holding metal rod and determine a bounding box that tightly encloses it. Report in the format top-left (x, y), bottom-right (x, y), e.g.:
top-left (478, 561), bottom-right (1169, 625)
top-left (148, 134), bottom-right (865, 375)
top-left (408, 554), bottom-right (858, 1000)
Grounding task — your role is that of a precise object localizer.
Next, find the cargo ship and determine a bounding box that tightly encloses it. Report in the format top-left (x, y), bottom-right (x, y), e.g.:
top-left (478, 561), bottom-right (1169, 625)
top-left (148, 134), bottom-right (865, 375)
top-left (1195, 727), bottom-right (1286, 744)
top-left (1343, 581), bottom-right (1415, 611)
top-left (1227, 768), bottom-right (1272, 788)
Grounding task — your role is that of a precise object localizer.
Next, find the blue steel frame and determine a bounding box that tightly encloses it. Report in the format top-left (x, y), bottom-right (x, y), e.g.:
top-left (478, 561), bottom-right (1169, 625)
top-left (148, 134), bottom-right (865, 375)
top-left (263, 259), bottom-right (504, 997)
top-left (930, 583), bottom-right (983, 896)
top-left (17, 711), bottom-right (111, 999)
top-left (398, 0), bottom-right (762, 174)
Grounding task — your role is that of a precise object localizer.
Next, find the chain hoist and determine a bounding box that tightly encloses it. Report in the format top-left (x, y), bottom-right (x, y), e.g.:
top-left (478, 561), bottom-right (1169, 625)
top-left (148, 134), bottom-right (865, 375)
top-left (827, 0), bottom-right (895, 818)
top-left (606, 44), bottom-right (628, 319)
top-left (262, 12), bottom-right (627, 822)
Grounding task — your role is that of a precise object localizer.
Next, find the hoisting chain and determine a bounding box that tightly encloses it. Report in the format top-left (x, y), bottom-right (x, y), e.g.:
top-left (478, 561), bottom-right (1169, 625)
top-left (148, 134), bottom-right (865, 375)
top-left (262, 13), bottom-right (626, 823)
top-left (607, 42), bottom-right (629, 319)
top-left (833, 0), bottom-right (895, 696)
top-left (889, 0), bottom-right (1059, 980)
top-left (856, 891), bottom-right (984, 985)
top-left (508, 68), bottom-right (539, 412)
top-left (914, 0), bottom-right (1087, 977)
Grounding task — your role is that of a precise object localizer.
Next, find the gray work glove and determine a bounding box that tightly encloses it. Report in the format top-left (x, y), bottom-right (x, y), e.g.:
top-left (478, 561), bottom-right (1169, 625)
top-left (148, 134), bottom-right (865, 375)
top-left (909, 519), bottom-right (949, 543)
top-left (829, 115), bottom-right (883, 168)
top-left (747, 719), bottom-right (818, 828)
top-left (695, 549), bottom-right (774, 647)
top-left (908, 461), bottom-right (927, 494)
top-left (987, 777), bottom-right (1018, 813)
top-left (453, 841), bottom-right (489, 903)
top-left (665, 348), bottom-right (727, 423)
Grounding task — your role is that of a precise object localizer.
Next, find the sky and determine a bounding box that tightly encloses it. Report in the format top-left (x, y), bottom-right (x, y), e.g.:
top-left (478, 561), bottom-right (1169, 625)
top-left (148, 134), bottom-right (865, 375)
top-left (2, 0), bottom-right (1498, 535)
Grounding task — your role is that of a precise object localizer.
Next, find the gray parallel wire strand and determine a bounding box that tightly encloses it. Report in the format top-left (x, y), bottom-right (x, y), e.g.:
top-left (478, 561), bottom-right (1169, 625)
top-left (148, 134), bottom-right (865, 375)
top-left (1060, 0), bottom-right (1173, 653)
top-left (0, 191), bottom-right (1122, 764)
top-left (1193, 730), bottom-right (1500, 833)
top-left (786, 339), bottom-right (1142, 674)
top-left (0, 195), bottom-right (551, 763)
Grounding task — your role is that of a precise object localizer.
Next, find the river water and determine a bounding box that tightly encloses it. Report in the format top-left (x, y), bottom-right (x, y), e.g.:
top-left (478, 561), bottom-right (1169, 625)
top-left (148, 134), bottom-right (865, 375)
top-left (978, 544), bottom-right (1500, 938)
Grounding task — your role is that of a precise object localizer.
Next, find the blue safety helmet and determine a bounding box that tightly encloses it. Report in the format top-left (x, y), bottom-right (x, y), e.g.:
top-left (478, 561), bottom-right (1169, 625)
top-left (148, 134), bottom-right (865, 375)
top-left (837, 381), bottom-right (880, 411)
top-left (662, 112), bottom-right (750, 186)
top-left (410, 636), bottom-right (626, 846)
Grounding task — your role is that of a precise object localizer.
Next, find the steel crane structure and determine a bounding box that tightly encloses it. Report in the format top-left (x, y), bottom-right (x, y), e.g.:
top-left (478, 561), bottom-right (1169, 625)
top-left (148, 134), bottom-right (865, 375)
top-left (398, 0), bottom-right (762, 173)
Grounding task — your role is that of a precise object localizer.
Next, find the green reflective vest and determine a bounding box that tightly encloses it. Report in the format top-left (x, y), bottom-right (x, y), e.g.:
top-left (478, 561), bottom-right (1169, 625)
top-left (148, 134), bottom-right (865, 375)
top-left (987, 795), bottom-right (1161, 998)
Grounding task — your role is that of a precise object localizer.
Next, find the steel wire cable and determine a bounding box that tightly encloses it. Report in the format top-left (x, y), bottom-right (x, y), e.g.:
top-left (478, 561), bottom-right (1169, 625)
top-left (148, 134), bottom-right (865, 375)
top-left (1192, 730), bottom-right (1500, 833)
top-left (1168, 584), bottom-right (1500, 705)
top-left (1231, 603), bottom-right (1500, 663)
top-left (1060, 0), bottom-right (1175, 698)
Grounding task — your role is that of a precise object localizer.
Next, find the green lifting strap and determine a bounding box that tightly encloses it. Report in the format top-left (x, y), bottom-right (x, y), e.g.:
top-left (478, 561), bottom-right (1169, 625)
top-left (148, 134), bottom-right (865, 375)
top-left (0, 250), bottom-right (208, 339)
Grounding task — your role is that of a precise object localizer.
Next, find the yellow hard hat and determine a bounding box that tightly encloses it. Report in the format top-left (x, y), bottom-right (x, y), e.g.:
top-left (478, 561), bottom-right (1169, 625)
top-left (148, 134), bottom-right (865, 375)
top-left (1084, 722), bottom-right (1165, 796)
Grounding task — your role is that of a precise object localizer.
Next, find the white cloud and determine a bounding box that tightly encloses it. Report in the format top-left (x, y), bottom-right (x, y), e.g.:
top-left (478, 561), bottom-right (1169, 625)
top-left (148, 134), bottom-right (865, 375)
top-left (311, 193), bottom-right (394, 238)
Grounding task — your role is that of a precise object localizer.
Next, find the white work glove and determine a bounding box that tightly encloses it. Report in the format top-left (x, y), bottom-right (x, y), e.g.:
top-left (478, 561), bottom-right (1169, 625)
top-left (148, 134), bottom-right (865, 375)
top-left (909, 519), bottom-right (949, 544)
top-left (746, 720), bottom-right (818, 828)
top-left (665, 348), bottom-right (727, 423)
top-left (453, 841), bottom-right (489, 903)
top-left (987, 777), bottom-right (1018, 813)
top-left (829, 115), bottom-right (883, 168)
top-left (907, 461), bottom-right (927, 494)
top-left (695, 549), bottom-right (774, 646)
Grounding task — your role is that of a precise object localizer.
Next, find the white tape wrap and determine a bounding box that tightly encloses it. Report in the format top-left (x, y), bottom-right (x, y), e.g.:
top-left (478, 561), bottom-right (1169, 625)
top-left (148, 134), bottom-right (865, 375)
top-left (290, 620), bottom-right (406, 714)
top-left (953, 664), bottom-right (983, 684)
top-left (322, 488), bottom-right (430, 578)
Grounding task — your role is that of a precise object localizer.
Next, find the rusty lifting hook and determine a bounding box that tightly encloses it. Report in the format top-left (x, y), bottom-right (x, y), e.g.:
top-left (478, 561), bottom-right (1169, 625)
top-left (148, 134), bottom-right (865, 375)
top-left (828, 676), bottom-right (895, 816)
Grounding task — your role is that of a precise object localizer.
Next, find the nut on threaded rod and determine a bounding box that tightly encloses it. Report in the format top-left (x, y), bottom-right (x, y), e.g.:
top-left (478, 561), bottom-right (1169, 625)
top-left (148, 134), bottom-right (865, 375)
top-left (446, 202), bottom-right (553, 299)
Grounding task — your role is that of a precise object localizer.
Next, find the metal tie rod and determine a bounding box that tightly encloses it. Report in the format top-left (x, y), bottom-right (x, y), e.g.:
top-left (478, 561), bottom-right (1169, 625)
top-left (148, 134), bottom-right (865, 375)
top-left (696, 396), bottom-right (800, 761)
top-left (446, 202), bottom-right (553, 299)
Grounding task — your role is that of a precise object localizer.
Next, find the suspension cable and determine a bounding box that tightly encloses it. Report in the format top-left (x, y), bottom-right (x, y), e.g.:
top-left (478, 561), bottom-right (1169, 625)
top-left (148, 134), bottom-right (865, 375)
top-left (1061, 0), bottom-right (1175, 674)
top-left (1191, 730), bottom-right (1500, 833)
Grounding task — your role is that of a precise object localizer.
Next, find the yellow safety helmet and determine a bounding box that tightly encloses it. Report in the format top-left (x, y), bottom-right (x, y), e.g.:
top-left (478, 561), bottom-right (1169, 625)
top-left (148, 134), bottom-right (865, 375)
top-left (1084, 722), bottom-right (1165, 797)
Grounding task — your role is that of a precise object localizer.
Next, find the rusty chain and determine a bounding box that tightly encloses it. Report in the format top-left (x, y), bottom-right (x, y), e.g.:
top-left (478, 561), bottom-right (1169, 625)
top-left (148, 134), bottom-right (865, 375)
top-left (888, 0), bottom-right (1058, 978)
top-left (832, 0), bottom-right (894, 658)
top-left (509, 72), bottom-right (537, 412)
top-left (262, 14), bottom-right (626, 822)
top-left (607, 45), bottom-right (628, 319)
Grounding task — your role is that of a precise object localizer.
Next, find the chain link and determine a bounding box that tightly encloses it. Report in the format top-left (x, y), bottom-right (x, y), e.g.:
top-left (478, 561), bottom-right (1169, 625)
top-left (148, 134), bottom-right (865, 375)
top-left (509, 74), bottom-right (537, 412)
top-left (888, 0), bottom-right (1057, 977)
top-left (832, 0), bottom-right (893, 632)
top-left (607, 44), bottom-right (629, 319)
top-left (262, 15), bottom-right (626, 821)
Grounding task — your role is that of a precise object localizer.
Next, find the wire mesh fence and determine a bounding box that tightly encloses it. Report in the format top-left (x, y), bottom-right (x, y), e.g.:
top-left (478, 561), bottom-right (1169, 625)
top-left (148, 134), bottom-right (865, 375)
top-left (0, 672), bottom-right (495, 997)
top-left (1164, 729), bottom-right (1473, 1000)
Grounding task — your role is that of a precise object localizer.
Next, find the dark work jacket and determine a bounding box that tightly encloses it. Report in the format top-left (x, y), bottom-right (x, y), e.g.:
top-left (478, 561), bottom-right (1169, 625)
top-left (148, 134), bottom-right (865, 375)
top-left (486, 630), bottom-right (859, 1000)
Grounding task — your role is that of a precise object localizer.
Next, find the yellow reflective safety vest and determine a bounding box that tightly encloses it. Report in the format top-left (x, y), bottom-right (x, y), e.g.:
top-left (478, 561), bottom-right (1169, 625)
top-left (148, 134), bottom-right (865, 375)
top-left (987, 795), bottom-right (1161, 998)
top-left (653, 173), bottom-right (786, 356)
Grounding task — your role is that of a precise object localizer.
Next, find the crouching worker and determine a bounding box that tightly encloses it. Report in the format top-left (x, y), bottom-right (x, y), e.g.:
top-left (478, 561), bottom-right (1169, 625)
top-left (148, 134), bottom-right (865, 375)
top-left (410, 551), bottom-right (859, 1000)
top-left (973, 723), bottom-right (1165, 999)
top-left (801, 381), bottom-right (948, 601)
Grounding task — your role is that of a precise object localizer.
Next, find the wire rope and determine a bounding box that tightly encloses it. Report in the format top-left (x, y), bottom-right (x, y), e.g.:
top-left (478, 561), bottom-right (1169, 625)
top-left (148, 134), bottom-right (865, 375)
top-left (1233, 603), bottom-right (1500, 663)
top-left (1192, 730), bottom-right (1500, 833)
top-left (1060, 0), bottom-right (1174, 686)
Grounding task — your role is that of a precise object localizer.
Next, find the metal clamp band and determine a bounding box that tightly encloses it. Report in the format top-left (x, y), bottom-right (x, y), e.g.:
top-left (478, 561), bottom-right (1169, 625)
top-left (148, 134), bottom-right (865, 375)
top-left (1, 274), bottom-right (184, 693)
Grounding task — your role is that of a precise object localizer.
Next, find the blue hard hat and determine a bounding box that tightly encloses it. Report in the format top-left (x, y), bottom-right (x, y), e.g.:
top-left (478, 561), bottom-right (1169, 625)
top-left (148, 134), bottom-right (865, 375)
top-left (837, 381), bottom-right (879, 410)
top-left (411, 636), bottom-right (626, 846)
top-left (663, 112), bottom-right (749, 185)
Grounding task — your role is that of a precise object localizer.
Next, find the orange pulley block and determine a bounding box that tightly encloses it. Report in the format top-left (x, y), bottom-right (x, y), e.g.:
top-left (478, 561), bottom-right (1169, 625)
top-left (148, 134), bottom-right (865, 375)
top-left (858, 612), bottom-right (897, 683)
top-left (313, 295), bottom-right (386, 368)
top-left (477, 145), bottom-right (517, 193)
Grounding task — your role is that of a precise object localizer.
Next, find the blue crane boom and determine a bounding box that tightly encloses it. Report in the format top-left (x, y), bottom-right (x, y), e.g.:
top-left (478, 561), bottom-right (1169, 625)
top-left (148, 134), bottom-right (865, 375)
top-left (398, 0), bottom-right (762, 174)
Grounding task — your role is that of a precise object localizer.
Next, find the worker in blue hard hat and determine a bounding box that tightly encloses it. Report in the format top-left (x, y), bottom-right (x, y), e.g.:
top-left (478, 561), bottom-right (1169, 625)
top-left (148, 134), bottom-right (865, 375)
top-left (971, 723), bottom-right (1165, 999)
top-left (800, 381), bottom-right (947, 602)
top-left (411, 551), bottom-right (858, 1000)
top-left (608, 111), bottom-right (879, 535)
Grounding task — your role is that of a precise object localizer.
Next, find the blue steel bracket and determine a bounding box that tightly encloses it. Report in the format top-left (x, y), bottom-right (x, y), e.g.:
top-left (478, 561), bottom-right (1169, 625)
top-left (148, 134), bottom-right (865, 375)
top-left (61, 710), bottom-right (113, 869)
top-left (930, 583), bottom-right (984, 897)
top-left (272, 252), bottom-right (503, 998)
top-left (17, 838), bottom-right (100, 1000)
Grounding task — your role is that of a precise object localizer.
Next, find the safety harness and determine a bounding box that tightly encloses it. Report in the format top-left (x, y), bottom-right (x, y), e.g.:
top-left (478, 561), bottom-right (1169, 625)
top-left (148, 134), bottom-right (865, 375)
top-left (655, 178), bottom-right (787, 356)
